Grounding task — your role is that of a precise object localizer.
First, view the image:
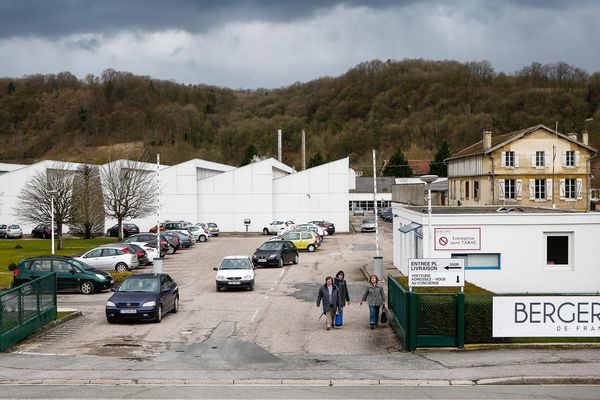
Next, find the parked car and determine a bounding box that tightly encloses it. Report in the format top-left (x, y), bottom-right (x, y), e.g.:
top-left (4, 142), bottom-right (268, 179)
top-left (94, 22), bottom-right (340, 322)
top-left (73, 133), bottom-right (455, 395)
top-left (281, 230), bottom-right (319, 252)
top-left (31, 224), bottom-right (57, 239)
top-left (296, 223), bottom-right (326, 238)
top-left (123, 233), bottom-right (176, 255)
top-left (149, 221), bottom-right (187, 233)
top-left (382, 208), bottom-right (393, 222)
top-left (141, 241), bottom-right (164, 259)
top-left (106, 223), bottom-right (139, 238)
top-left (12, 255), bottom-right (114, 294)
top-left (111, 243), bottom-right (149, 266)
top-left (308, 220), bottom-right (335, 235)
top-left (74, 245), bottom-right (139, 272)
top-left (0, 224), bottom-right (23, 239)
top-left (163, 231), bottom-right (190, 248)
top-left (213, 256), bottom-right (256, 291)
top-left (353, 207), bottom-right (365, 216)
top-left (188, 226), bottom-right (209, 242)
top-left (252, 240), bottom-right (299, 268)
top-left (262, 220), bottom-right (296, 235)
top-left (105, 273), bottom-right (179, 323)
top-left (206, 222), bottom-right (220, 237)
top-left (361, 219), bottom-right (376, 232)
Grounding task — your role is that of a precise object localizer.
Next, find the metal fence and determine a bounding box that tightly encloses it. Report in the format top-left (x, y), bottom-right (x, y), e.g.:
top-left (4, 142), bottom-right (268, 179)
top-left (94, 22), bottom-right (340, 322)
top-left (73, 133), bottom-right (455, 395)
top-left (0, 273), bottom-right (57, 352)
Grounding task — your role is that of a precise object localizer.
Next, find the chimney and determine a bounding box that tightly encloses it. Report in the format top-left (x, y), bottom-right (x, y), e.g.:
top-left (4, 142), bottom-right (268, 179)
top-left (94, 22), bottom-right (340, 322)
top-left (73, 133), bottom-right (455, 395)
top-left (568, 132), bottom-right (578, 141)
top-left (483, 130), bottom-right (492, 150)
top-left (582, 130), bottom-right (589, 145)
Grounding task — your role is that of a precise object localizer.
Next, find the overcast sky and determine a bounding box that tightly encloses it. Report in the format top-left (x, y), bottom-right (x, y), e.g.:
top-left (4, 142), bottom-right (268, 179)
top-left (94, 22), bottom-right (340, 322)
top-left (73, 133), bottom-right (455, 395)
top-left (1, 0), bottom-right (599, 89)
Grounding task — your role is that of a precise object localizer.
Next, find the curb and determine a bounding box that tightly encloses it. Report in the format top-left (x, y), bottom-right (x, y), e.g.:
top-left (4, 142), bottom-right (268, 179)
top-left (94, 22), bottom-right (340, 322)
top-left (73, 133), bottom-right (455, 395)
top-left (6, 310), bottom-right (82, 352)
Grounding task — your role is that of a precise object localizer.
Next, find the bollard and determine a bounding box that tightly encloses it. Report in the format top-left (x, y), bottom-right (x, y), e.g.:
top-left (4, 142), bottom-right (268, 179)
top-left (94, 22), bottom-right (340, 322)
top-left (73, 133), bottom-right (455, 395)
top-left (373, 256), bottom-right (383, 281)
top-left (153, 258), bottom-right (163, 273)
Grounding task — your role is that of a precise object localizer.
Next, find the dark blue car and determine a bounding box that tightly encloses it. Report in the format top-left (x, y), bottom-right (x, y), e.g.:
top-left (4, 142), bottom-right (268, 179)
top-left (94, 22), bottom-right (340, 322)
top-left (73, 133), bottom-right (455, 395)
top-left (105, 273), bottom-right (179, 323)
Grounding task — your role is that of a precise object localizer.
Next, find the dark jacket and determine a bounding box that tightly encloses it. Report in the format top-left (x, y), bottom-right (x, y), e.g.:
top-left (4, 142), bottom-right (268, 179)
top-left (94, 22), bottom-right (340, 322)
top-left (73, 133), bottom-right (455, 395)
top-left (316, 284), bottom-right (341, 314)
top-left (361, 283), bottom-right (386, 306)
top-left (333, 277), bottom-right (350, 306)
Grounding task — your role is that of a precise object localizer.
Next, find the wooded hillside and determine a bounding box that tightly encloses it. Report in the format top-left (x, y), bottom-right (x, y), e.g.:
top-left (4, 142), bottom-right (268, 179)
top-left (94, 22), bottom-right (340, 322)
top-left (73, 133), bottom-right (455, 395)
top-left (1, 59), bottom-right (599, 173)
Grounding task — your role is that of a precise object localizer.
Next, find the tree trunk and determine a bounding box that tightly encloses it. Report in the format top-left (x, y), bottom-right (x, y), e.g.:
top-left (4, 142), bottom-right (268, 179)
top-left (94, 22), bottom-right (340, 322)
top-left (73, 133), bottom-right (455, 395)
top-left (118, 218), bottom-right (123, 241)
top-left (84, 222), bottom-right (92, 239)
top-left (57, 222), bottom-right (63, 250)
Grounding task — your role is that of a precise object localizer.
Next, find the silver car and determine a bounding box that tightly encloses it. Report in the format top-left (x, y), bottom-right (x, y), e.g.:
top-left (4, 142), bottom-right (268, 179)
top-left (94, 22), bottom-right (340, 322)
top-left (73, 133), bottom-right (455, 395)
top-left (75, 245), bottom-right (139, 273)
top-left (360, 219), bottom-right (376, 232)
top-left (0, 224), bottom-right (23, 239)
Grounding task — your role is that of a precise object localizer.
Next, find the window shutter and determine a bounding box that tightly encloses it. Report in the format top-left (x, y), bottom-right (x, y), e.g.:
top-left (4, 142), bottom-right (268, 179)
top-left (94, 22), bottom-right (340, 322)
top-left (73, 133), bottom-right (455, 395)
top-left (547, 179), bottom-right (552, 200)
top-left (575, 151), bottom-right (581, 167)
top-left (514, 153), bottom-right (520, 167)
top-left (500, 152), bottom-right (506, 167)
top-left (529, 179), bottom-right (535, 200)
top-left (498, 179), bottom-right (505, 200)
top-left (559, 179), bottom-right (565, 200)
top-left (516, 179), bottom-right (522, 200)
top-left (577, 178), bottom-right (583, 199)
top-left (531, 153), bottom-right (536, 167)
top-left (561, 152), bottom-right (566, 167)
top-left (544, 152), bottom-right (549, 168)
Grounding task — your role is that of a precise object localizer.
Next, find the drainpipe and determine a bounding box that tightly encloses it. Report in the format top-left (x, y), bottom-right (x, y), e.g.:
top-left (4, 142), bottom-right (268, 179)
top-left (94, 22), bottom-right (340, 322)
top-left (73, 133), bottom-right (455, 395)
top-left (588, 152), bottom-right (597, 210)
top-left (487, 154), bottom-right (495, 204)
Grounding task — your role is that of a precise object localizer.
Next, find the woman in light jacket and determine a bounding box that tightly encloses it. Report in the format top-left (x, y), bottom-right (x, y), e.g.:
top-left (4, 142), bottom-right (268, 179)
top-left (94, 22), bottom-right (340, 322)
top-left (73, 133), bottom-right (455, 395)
top-left (360, 274), bottom-right (386, 329)
top-left (316, 276), bottom-right (341, 330)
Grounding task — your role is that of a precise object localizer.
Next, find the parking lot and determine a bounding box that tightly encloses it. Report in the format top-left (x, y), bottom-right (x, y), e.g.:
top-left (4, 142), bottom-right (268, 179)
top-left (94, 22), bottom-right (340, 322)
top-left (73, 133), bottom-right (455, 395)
top-left (12, 218), bottom-right (400, 359)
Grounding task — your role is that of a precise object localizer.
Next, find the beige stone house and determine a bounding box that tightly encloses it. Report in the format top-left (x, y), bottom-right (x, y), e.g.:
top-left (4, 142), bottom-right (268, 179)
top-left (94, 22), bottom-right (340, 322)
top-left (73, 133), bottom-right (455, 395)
top-left (445, 124), bottom-right (597, 210)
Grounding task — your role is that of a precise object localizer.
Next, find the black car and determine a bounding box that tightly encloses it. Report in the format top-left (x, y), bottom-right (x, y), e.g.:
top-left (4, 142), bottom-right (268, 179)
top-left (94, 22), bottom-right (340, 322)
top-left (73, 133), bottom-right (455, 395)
top-left (106, 223), bottom-right (140, 238)
top-left (31, 224), bottom-right (58, 239)
top-left (163, 231), bottom-right (192, 248)
top-left (106, 273), bottom-right (179, 323)
top-left (252, 240), bottom-right (299, 268)
top-left (123, 233), bottom-right (177, 255)
top-left (308, 220), bottom-right (335, 235)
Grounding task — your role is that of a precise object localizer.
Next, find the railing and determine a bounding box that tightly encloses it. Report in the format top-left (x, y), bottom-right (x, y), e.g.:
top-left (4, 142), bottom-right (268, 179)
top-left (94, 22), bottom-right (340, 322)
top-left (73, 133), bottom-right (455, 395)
top-left (0, 273), bottom-right (57, 352)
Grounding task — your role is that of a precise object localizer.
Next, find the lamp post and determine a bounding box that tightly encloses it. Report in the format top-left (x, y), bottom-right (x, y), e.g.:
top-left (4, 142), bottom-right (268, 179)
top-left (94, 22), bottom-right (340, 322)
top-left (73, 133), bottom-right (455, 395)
top-left (48, 189), bottom-right (57, 255)
top-left (419, 175), bottom-right (438, 258)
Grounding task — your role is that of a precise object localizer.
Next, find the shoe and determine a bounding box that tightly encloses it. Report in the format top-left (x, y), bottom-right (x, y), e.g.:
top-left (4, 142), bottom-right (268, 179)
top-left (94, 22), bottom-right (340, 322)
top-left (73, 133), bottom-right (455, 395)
top-left (327, 326), bottom-right (331, 330)
top-left (370, 325), bottom-right (375, 329)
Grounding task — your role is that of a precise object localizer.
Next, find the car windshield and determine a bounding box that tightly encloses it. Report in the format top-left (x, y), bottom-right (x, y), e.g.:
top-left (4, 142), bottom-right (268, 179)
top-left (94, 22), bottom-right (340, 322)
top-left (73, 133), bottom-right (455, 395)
top-left (259, 242), bottom-right (283, 251)
top-left (9, 225), bottom-right (20, 229)
top-left (219, 259), bottom-right (252, 270)
top-left (188, 226), bottom-right (199, 231)
top-left (208, 223), bottom-right (217, 228)
top-left (119, 278), bottom-right (159, 292)
top-left (363, 219), bottom-right (374, 224)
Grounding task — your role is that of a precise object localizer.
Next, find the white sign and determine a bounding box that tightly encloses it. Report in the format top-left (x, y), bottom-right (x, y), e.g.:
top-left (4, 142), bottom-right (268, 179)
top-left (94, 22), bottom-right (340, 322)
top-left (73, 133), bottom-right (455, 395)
top-left (408, 258), bottom-right (465, 287)
top-left (493, 297), bottom-right (600, 337)
top-left (434, 227), bottom-right (481, 250)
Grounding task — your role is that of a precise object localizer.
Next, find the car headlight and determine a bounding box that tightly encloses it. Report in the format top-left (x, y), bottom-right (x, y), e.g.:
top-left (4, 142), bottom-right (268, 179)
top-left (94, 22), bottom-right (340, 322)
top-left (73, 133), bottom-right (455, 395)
top-left (142, 301), bottom-right (156, 307)
top-left (243, 275), bottom-right (253, 280)
top-left (95, 274), bottom-right (106, 280)
top-left (216, 275), bottom-right (226, 281)
top-left (252, 254), bottom-right (257, 259)
top-left (268, 254), bottom-right (277, 260)
top-left (106, 301), bottom-right (115, 307)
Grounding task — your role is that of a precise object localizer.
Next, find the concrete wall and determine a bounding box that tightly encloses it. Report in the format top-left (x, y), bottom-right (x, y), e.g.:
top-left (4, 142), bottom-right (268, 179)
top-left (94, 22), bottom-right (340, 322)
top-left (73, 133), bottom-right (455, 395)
top-left (392, 203), bottom-right (600, 294)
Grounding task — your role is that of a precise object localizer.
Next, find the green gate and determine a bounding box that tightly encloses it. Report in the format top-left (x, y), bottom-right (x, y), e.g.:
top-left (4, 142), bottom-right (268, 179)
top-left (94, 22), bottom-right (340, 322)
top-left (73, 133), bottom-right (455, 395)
top-left (0, 273), bottom-right (57, 352)
top-left (387, 275), bottom-right (464, 351)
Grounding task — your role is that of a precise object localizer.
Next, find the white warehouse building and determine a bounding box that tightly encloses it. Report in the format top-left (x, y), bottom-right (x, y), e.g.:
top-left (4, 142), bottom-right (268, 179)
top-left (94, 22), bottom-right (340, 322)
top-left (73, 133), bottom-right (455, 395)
top-left (0, 157), bottom-right (354, 234)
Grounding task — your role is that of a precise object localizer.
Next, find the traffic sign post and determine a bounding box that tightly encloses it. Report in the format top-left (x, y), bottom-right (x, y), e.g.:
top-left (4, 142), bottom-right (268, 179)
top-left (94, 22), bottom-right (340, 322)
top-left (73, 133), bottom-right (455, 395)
top-left (408, 258), bottom-right (465, 291)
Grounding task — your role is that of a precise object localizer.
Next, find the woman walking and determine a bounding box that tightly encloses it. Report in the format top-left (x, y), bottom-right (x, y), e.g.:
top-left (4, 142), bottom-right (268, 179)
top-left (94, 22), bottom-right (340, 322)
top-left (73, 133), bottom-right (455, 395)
top-left (333, 270), bottom-right (350, 326)
top-left (316, 276), bottom-right (340, 330)
top-left (360, 274), bottom-right (386, 329)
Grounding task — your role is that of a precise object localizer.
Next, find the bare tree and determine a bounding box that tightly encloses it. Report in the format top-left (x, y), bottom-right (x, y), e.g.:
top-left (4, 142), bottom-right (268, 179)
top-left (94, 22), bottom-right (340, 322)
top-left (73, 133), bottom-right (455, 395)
top-left (16, 163), bottom-right (74, 249)
top-left (101, 159), bottom-right (156, 240)
top-left (70, 164), bottom-right (105, 239)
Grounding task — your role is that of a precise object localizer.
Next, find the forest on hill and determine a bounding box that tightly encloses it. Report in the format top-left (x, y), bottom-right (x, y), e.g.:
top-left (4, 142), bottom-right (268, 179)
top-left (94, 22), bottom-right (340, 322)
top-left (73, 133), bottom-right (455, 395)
top-left (1, 59), bottom-right (599, 174)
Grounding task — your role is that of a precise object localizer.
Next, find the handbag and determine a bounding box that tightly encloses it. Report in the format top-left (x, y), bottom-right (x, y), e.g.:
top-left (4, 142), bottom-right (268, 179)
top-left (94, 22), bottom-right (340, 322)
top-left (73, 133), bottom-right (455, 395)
top-left (380, 307), bottom-right (388, 324)
top-left (334, 313), bottom-right (343, 326)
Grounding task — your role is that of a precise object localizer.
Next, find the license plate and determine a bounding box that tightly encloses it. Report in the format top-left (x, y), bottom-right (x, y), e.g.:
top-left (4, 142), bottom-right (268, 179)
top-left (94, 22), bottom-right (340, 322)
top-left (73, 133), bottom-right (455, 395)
top-left (120, 309), bottom-right (137, 314)
top-left (228, 281), bottom-right (241, 285)
top-left (258, 259), bottom-right (266, 263)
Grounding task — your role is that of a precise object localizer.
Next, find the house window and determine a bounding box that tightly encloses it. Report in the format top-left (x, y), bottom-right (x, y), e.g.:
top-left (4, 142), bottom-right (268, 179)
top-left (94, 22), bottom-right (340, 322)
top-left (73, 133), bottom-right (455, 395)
top-left (534, 179), bottom-right (546, 200)
top-left (505, 151), bottom-right (515, 167)
top-left (564, 178), bottom-right (576, 199)
top-left (535, 151), bottom-right (545, 167)
top-left (474, 181), bottom-right (479, 200)
top-left (504, 179), bottom-right (516, 199)
top-left (545, 232), bottom-right (572, 269)
top-left (465, 181), bottom-right (470, 200)
top-left (565, 151), bottom-right (575, 167)
top-left (452, 253), bottom-right (501, 270)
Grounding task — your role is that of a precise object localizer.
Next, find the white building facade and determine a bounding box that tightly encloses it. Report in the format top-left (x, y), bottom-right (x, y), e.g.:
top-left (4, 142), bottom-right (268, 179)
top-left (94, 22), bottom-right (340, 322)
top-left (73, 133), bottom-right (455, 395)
top-left (392, 203), bottom-right (600, 293)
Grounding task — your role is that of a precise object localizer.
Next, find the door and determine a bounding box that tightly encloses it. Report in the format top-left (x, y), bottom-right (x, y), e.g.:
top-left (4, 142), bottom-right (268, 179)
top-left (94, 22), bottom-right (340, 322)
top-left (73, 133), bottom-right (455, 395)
top-left (301, 232), bottom-right (314, 248)
top-left (52, 259), bottom-right (78, 291)
top-left (82, 249), bottom-right (104, 268)
top-left (101, 248), bottom-right (119, 270)
top-left (160, 275), bottom-right (175, 311)
top-left (285, 232), bottom-right (301, 248)
top-left (284, 242), bottom-right (295, 263)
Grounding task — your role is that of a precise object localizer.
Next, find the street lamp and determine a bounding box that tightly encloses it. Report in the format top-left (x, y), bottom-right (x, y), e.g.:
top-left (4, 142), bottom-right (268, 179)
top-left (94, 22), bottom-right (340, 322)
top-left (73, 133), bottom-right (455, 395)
top-left (419, 175), bottom-right (438, 258)
top-left (47, 189), bottom-right (57, 255)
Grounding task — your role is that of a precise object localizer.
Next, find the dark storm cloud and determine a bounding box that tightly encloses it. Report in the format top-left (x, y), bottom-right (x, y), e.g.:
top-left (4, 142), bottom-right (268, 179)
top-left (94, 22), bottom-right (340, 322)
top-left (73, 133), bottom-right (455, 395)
top-left (0, 0), bottom-right (403, 39)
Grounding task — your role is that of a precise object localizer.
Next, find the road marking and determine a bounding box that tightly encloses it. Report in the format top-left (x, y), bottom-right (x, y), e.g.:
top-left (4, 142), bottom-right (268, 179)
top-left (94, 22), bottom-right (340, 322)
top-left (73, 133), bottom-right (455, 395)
top-left (250, 308), bottom-right (260, 323)
top-left (279, 270), bottom-right (285, 279)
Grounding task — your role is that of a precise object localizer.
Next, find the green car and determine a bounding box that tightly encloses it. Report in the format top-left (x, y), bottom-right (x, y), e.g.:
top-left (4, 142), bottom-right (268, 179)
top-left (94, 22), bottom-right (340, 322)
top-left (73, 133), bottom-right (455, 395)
top-left (12, 255), bottom-right (114, 294)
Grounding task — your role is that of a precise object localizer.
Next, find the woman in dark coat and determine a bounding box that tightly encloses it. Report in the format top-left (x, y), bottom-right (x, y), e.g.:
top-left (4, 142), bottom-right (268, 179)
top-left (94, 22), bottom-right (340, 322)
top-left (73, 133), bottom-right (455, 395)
top-left (316, 276), bottom-right (341, 330)
top-left (333, 270), bottom-right (350, 326)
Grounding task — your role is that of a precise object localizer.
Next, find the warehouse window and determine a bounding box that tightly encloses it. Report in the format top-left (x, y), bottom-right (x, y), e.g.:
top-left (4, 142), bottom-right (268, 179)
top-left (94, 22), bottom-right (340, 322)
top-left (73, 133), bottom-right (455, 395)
top-left (545, 232), bottom-right (572, 269)
top-left (452, 253), bottom-right (501, 270)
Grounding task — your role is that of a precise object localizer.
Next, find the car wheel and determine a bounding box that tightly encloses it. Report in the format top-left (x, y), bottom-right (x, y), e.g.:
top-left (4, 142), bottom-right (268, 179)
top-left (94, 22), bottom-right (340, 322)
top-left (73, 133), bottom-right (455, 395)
top-left (307, 244), bottom-right (315, 252)
top-left (249, 280), bottom-right (255, 291)
top-left (115, 262), bottom-right (128, 273)
top-left (43, 233), bottom-right (49, 239)
top-left (216, 283), bottom-right (221, 292)
top-left (293, 254), bottom-right (299, 264)
top-left (278, 257), bottom-right (283, 268)
top-left (107, 316), bottom-right (116, 324)
top-left (168, 245), bottom-right (175, 255)
top-left (154, 305), bottom-right (163, 323)
top-left (80, 281), bottom-right (94, 294)
top-left (4, 234), bottom-right (7, 239)
top-left (263, 228), bottom-right (269, 235)
top-left (199, 235), bottom-right (207, 243)
top-left (172, 296), bottom-right (179, 313)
